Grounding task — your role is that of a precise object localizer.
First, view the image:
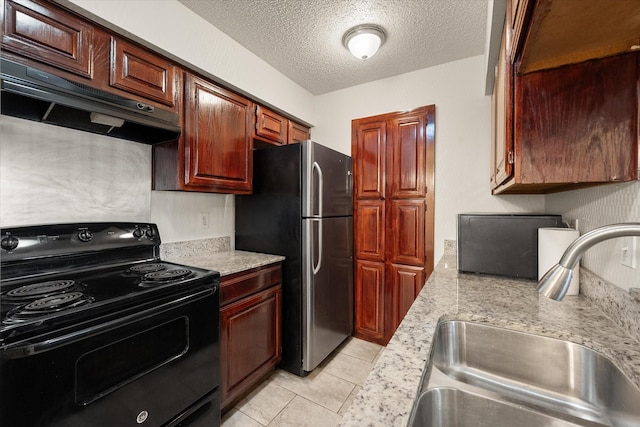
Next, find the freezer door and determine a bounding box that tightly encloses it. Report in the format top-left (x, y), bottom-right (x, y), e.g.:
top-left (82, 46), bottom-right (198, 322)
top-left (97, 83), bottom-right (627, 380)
top-left (302, 141), bottom-right (353, 218)
top-left (302, 216), bottom-right (354, 372)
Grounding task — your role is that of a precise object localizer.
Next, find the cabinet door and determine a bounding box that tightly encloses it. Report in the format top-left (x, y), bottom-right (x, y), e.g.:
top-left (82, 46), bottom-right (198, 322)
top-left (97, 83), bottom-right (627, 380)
top-left (388, 264), bottom-right (424, 332)
top-left (353, 119), bottom-right (386, 199)
top-left (1, 0), bottom-right (93, 78)
top-left (288, 121), bottom-right (310, 144)
top-left (387, 111), bottom-right (426, 198)
top-left (354, 260), bottom-right (385, 344)
top-left (254, 105), bottom-right (287, 145)
top-left (516, 52), bottom-right (637, 184)
top-left (355, 200), bottom-right (385, 261)
top-left (387, 199), bottom-right (425, 266)
top-left (185, 73), bottom-right (253, 193)
top-left (491, 26), bottom-right (514, 189)
top-left (110, 37), bottom-right (176, 106)
top-left (220, 284), bottom-right (282, 408)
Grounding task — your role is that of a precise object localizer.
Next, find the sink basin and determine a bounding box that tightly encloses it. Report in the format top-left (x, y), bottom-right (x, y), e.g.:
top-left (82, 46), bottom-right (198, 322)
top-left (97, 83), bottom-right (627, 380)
top-left (409, 320), bottom-right (640, 427)
top-left (412, 387), bottom-right (588, 427)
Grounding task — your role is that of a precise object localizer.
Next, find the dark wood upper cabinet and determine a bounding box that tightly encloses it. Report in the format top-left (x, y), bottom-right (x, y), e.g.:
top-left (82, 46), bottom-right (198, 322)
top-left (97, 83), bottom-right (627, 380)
top-left (490, 26), bottom-right (514, 189)
top-left (491, 0), bottom-right (639, 194)
top-left (514, 53), bottom-right (637, 186)
top-left (184, 73), bottom-right (253, 194)
top-left (2, 0), bottom-right (313, 196)
top-left (254, 105), bottom-right (287, 145)
top-left (1, 0), bottom-right (93, 78)
top-left (110, 37), bottom-right (176, 106)
top-left (288, 120), bottom-right (310, 144)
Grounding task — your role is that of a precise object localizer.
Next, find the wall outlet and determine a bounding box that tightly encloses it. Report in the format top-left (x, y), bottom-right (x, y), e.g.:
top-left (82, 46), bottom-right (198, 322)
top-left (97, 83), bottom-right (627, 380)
top-left (199, 212), bottom-right (210, 229)
top-left (621, 236), bottom-right (638, 268)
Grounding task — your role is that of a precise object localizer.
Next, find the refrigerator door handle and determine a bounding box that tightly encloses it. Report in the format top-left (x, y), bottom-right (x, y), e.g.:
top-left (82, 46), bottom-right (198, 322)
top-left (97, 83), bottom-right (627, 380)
top-left (312, 218), bottom-right (323, 275)
top-left (312, 161), bottom-right (323, 217)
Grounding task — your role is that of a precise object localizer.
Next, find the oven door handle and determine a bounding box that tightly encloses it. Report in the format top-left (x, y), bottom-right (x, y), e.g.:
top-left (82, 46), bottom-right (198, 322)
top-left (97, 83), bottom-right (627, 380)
top-left (1, 287), bottom-right (215, 359)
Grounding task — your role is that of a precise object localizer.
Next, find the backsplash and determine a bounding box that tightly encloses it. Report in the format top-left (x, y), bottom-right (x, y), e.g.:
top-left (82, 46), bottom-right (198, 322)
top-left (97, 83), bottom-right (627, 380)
top-left (0, 115), bottom-right (151, 225)
top-left (0, 115), bottom-right (234, 243)
top-left (546, 181), bottom-right (640, 292)
top-left (160, 236), bottom-right (231, 259)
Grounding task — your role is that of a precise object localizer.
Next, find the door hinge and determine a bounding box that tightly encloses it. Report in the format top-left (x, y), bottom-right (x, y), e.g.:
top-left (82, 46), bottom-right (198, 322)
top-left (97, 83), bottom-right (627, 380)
top-left (508, 151), bottom-right (514, 164)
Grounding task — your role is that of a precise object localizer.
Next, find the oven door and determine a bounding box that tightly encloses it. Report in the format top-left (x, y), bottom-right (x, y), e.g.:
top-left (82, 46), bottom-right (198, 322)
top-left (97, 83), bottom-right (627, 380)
top-left (0, 287), bottom-right (220, 427)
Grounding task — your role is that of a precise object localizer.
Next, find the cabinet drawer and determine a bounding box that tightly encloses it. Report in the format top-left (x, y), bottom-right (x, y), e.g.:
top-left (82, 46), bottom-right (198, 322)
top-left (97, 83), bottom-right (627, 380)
top-left (2, 0), bottom-right (93, 78)
top-left (220, 263), bottom-right (282, 306)
top-left (110, 37), bottom-right (176, 106)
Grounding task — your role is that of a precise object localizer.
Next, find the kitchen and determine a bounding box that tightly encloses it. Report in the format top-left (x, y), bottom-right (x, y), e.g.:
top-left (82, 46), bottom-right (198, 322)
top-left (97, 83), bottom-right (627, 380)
top-left (1, 0), bottom-right (639, 426)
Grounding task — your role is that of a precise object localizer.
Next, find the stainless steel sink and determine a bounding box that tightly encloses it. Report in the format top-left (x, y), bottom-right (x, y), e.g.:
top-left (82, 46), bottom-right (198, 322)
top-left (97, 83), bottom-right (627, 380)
top-left (409, 320), bottom-right (640, 427)
top-left (412, 387), bottom-right (589, 427)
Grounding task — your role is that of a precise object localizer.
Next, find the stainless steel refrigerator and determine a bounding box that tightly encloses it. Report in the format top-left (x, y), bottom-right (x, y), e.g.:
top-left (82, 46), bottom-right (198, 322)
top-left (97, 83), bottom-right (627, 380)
top-left (235, 140), bottom-right (353, 376)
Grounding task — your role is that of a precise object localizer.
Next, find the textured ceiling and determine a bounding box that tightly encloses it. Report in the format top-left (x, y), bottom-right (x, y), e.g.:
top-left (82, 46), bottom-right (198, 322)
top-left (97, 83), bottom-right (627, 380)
top-left (178, 0), bottom-right (489, 95)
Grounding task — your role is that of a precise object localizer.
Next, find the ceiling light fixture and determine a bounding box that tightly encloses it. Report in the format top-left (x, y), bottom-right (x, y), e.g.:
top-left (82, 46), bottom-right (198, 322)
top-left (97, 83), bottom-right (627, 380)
top-left (342, 24), bottom-right (386, 60)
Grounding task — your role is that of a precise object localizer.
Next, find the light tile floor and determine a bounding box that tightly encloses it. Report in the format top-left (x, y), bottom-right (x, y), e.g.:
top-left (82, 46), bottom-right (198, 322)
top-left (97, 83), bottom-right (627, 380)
top-left (222, 337), bottom-right (383, 427)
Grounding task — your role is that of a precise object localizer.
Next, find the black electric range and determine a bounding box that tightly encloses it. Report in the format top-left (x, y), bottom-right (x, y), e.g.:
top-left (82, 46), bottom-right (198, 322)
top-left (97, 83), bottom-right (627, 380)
top-left (0, 222), bottom-right (221, 427)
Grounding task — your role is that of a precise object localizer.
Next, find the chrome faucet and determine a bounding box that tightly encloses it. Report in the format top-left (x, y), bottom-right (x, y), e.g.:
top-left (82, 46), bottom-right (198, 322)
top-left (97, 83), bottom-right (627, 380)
top-left (537, 223), bottom-right (640, 300)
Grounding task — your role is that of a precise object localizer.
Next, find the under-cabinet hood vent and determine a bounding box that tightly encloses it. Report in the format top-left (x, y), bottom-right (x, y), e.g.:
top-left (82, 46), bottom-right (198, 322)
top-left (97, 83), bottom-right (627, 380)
top-left (0, 58), bottom-right (180, 144)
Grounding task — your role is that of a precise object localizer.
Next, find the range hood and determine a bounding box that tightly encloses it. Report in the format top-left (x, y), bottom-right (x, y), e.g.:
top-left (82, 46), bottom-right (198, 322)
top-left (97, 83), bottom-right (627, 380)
top-left (0, 58), bottom-right (181, 144)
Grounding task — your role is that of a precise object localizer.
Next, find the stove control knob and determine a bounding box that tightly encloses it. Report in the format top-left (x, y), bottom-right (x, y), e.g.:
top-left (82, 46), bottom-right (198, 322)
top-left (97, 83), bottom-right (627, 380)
top-left (145, 227), bottom-right (156, 239)
top-left (1, 235), bottom-right (19, 251)
top-left (77, 229), bottom-right (93, 242)
top-left (133, 227), bottom-right (144, 239)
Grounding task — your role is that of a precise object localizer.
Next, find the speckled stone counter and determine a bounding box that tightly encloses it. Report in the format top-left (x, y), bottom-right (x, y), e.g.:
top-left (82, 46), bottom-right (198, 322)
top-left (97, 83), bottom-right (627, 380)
top-left (340, 242), bottom-right (640, 426)
top-left (160, 237), bottom-right (284, 276)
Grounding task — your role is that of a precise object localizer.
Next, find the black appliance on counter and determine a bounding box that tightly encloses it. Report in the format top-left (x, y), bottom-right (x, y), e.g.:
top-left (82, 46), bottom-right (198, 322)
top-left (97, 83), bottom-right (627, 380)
top-left (457, 213), bottom-right (564, 279)
top-left (0, 222), bottom-right (220, 427)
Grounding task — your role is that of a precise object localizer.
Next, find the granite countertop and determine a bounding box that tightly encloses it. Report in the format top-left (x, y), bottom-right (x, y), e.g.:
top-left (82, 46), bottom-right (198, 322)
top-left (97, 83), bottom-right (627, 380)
top-left (165, 250), bottom-right (284, 277)
top-left (340, 243), bottom-right (640, 426)
top-left (160, 237), bottom-right (284, 277)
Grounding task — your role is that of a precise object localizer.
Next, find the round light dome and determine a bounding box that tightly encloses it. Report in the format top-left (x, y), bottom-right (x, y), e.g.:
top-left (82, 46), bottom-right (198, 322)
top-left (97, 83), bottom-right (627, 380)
top-left (342, 24), bottom-right (386, 60)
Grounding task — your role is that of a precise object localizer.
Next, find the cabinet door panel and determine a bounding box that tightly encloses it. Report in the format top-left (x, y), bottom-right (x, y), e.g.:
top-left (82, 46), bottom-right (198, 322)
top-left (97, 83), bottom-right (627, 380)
top-left (2, 0), bottom-right (93, 78)
top-left (491, 26), bottom-right (514, 189)
top-left (354, 260), bottom-right (385, 343)
top-left (221, 285), bottom-right (282, 407)
top-left (255, 105), bottom-right (287, 145)
top-left (388, 199), bottom-right (425, 266)
top-left (185, 74), bottom-right (252, 192)
top-left (387, 111), bottom-right (426, 198)
top-left (110, 37), bottom-right (176, 106)
top-left (388, 264), bottom-right (424, 329)
top-left (353, 119), bottom-right (386, 199)
top-left (516, 53), bottom-right (637, 184)
top-left (288, 121), bottom-right (310, 144)
top-left (355, 200), bottom-right (385, 261)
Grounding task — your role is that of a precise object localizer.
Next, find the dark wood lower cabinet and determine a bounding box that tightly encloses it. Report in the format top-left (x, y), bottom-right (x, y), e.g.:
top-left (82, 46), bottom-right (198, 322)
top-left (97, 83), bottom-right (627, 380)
top-left (220, 263), bottom-right (282, 412)
top-left (388, 263), bottom-right (424, 331)
top-left (354, 260), bottom-right (385, 343)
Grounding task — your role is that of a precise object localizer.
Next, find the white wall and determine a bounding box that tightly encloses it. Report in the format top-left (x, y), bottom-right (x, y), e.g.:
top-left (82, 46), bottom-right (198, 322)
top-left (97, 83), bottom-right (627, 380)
top-left (313, 55), bottom-right (545, 263)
